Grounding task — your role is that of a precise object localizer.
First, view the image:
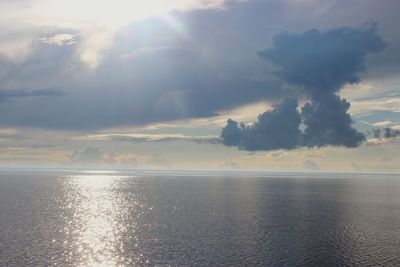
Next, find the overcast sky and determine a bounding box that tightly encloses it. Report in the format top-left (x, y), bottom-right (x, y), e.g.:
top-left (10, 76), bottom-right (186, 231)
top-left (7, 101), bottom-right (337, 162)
top-left (0, 0), bottom-right (399, 172)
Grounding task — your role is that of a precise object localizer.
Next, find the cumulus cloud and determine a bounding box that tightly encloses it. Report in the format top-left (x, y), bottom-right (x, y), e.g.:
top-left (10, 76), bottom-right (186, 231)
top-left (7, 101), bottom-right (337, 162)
top-left (258, 23), bottom-right (385, 96)
top-left (221, 98), bottom-right (302, 151)
top-left (221, 24), bottom-right (385, 151)
top-left (384, 128), bottom-right (400, 138)
top-left (301, 95), bottom-right (365, 147)
top-left (221, 119), bottom-right (243, 147)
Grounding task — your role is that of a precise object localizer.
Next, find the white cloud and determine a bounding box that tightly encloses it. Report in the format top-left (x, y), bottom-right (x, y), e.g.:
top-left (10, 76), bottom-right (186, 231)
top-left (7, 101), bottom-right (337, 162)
top-left (39, 33), bottom-right (78, 46)
top-left (71, 133), bottom-right (221, 144)
top-left (351, 97), bottom-right (400, 115)
top-left (372, 120), bottom-right (396, 127)
top-left (223, 160), bottom-right (240, 169)
top-left (303, 160), bottom-right (320, 171)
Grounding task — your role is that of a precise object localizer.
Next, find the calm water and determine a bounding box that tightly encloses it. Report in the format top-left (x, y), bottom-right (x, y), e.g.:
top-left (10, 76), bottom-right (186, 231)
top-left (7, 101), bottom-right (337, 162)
top-left (0, 172), bottom-right (400, 266)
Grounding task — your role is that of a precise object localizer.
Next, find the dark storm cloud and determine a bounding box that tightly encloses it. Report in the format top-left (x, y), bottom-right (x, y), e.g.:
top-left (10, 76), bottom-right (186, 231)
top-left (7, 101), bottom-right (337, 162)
top-left (221, 24), bottom-right (385, 151)
top-left (221, 98), bottom-right (302, 151)
top-left (301, 95), bottom-right (365, 147)
top-left (258, 23), bottom-right (385, 97)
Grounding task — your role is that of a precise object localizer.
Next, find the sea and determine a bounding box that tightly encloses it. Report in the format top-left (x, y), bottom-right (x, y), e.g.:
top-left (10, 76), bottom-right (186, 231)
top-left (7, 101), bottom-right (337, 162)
top-left (0, 171), bottom-right (399, 266)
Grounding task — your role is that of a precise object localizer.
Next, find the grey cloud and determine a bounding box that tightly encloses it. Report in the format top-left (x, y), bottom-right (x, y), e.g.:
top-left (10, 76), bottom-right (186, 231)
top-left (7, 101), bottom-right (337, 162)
top-left (0, 29), bottom-right (81, 95)
top-left (372, 127), bottom-right (400, 139)
top-left (258, 23), bottom-right (385, 97)
top-left (0, 21), bottom-right (286, 130)
top-left (373, 128), bottom-right (382, 139)
top-left (258, 24), bottom-right (383, 148)
top-left (221, 24), bottom-right (384, 151)
top-left (222, 98), bottom-right (302, 151)
top-left (383, 127), bottom-right (400, 138)
top-left (0, 88), bottom-right (64, 102)
top-left (221, 119), bottom-right (243, 147)
top-left (0, 1), bottom-right (397, 131)
top-left (0, 1), bottom-right (304, 130)
top-left (301, 95), bottom-right (365, 148)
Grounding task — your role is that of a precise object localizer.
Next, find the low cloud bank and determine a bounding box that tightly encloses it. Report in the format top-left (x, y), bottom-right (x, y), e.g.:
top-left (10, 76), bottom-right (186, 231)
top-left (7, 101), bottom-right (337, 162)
top-left (373, 128), bottom-right (400, 139)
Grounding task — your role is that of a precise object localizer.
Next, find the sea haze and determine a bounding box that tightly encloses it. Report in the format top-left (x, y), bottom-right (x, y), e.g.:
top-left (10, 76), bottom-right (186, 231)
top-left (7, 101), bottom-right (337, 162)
top-left (0, 172), bottom-right (400, 266)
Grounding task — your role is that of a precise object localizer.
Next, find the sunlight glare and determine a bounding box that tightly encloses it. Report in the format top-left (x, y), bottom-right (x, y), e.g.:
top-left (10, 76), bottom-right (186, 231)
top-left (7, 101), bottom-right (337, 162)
top-left (34, 0), bottom-right (218, 29)
top-left (63, 175), bottom-right (137, 266)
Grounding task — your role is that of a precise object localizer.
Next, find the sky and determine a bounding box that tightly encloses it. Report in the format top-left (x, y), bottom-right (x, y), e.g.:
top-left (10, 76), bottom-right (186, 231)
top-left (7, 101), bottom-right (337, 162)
top-left (0, 0), bottom-right (399, 172)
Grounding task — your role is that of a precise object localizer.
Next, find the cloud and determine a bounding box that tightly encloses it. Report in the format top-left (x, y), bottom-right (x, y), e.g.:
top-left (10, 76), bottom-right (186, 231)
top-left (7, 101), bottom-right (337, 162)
top-left (223, 160), bottom-right (240, 169)
top-left (0, 0), bottom-right (238, 67)
top-left (261, 23), bottom-right (384, 147)
top-left (301, 95), bottom-right (365, 147)
top-left (38, 33), bottom-right (78, 46)
top-left (0, 88), bottom-right (64, 102)
top-left (384, 128), bottom-right (400, 138)
top-left (221, 24), bottom-right (385, 151)
top-left (372, 120), bottom-right (396, 127)
top-left (0, 36), bottom-right (284, 129)
top-left (0, 1), bottom-right (296, 130)
top-left (72, 133), bottom-right (221, 144)
top-left (0, 1), bottom-right (397, 132)
top-left (220, 119), bottom-right (243, 147)
top-left (70, 146), bottom-right (115, 165)
top-left (303, 160), bottom-right (320, 171)
top-left (147, 153), bottom-right (169, 167)
top-left (372, 127), bottom-right (400, 139)
top-left (258, 23), bottom-right (385, 96)
top-left (221, 98), bottom-right (302, 151)
top-left (68, 147), bottom-right (173, 168)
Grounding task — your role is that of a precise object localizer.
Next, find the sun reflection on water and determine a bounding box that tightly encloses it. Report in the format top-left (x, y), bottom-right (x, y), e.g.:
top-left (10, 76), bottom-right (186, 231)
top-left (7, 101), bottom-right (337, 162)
top-left (63, 175), bottom-right (139, 266)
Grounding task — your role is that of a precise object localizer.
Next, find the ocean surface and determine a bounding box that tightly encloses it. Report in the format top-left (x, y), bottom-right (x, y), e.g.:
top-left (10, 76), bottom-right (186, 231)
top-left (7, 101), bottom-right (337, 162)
top-left (0, 171), bottom-right (400, 266)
